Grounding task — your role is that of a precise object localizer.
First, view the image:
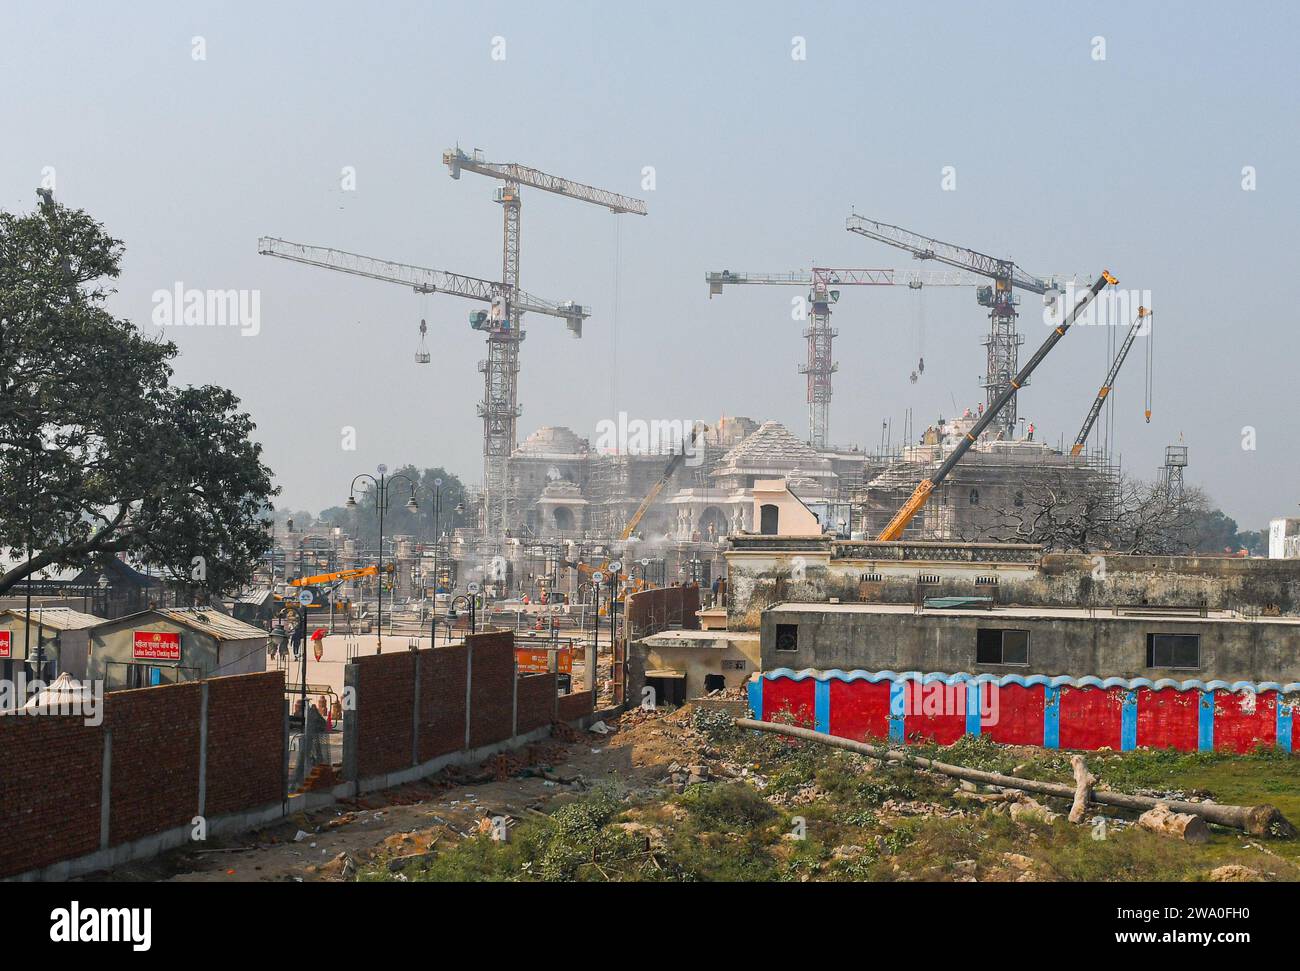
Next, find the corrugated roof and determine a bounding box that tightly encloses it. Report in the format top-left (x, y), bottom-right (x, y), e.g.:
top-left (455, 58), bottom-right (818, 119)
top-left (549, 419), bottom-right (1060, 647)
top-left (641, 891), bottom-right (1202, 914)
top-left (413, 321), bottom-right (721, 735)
top-left (3, 606), bottom-right (102, 631)
top-left (103, 607), bottom-right (269, 640)
top-left (154, 607), bottom-right (268, 639)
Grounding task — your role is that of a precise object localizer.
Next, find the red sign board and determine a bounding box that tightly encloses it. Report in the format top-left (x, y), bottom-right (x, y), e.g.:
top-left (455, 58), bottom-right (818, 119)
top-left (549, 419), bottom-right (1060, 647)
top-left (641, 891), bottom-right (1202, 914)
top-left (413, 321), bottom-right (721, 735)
top-left (516, 647), bottom-right (572, 674)
top-left (133, 630), bottom-right (181, 661)
top-left (0, 630), bottom-right (9, 659)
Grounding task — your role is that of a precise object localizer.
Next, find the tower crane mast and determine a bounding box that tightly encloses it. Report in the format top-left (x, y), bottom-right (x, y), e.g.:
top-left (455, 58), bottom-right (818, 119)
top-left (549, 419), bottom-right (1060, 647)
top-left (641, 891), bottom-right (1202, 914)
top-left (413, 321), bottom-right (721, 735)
top-left (442, 147), bottom-right (647, 543)
top-left (705, 266), bottom-right (982, 448)
top-left (847, 214), bottom-right (1071, 440)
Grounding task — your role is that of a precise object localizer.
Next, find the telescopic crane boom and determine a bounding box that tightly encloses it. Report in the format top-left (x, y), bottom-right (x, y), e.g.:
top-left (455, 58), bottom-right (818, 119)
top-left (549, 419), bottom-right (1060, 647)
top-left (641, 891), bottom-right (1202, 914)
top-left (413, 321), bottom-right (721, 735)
top-left (875, 270), bottom-right (1118, 541)
top-left (1070, 306), bottom-right (1150, 456)
top-left (620, 423), bottom-right (707, 541)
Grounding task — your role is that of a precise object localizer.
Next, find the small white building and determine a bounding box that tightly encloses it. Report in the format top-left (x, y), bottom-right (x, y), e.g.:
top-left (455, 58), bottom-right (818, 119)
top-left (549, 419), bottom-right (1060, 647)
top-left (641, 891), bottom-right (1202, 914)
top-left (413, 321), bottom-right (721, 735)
top-left (1269, 517), bottom-right (1300, 559)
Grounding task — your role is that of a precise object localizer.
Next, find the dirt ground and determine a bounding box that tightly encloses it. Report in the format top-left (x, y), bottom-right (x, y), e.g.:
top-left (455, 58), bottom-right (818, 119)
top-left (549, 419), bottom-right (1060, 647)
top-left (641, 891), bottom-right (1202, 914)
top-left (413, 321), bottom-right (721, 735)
top-left (95, 701), bottom-right (1300, 883)
top-left (100, 705), bottom-right (698, 883)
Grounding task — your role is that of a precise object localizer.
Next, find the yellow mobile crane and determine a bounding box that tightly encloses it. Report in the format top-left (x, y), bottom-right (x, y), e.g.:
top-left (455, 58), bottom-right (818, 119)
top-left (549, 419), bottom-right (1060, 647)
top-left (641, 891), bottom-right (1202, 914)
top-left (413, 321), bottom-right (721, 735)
top-left (1070, 306), bottom-right (1151, 456)
top-left (288, 565), bottom-right (392, 588)
top-left (876, 270), bottom-right (1118, 541)
top-left (570, 422), bottom-right (708, 594)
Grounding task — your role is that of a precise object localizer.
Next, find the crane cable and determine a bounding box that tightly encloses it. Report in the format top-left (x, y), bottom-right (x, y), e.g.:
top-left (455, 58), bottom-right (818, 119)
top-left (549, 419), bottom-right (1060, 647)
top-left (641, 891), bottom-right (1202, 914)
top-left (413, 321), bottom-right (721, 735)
top-left (1105, 302), bottom-right (1117, 457)
top-left (610, 217), bottom-right (621, 414)
top-left (1143, 309), bottom-right (1154, 422)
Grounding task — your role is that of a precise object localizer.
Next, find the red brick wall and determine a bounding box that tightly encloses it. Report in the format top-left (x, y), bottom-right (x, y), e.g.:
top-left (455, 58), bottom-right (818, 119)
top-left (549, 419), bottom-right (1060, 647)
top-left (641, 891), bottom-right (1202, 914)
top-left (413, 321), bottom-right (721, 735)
top-left (468, 631), bottom-right (515, 749)
top-left (106, 682), bottom-right (203, 847)
top-left (516, 673), bottom-right (557, 734)
top-left (205, 671), bottom-right (285, 815)
top-left (557, 691), bottom-right (594, 723)
top-left (0, 672), bottom-right (291, 878)
top-left (417, 645), bottom-right (468, 762)
top-left (353, 651), bottom-right (418, 778)
top-left (0, 716), bottom-right (103, 878)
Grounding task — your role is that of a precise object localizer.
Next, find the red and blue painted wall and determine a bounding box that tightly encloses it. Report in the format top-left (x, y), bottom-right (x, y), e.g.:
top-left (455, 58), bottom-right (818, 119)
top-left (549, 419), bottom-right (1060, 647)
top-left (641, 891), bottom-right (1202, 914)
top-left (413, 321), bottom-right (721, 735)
top-left (746, 669), bottom-right (1298, 754)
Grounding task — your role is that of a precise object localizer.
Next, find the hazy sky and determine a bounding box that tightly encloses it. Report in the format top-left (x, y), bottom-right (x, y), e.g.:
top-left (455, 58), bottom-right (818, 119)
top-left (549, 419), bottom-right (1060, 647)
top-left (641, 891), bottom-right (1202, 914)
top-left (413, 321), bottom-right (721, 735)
top-left (4, 1), bottom-right (1297, 528)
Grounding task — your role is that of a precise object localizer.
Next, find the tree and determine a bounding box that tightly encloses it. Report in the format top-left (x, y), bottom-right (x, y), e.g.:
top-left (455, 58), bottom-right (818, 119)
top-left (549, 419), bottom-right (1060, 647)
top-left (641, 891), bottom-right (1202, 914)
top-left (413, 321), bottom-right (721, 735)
top-left (0, 192), bottom-right (278, 597)
top-left (959, 467), bottom-right (1200, 554)
top-left (321, 466), bottom-right (469, 546)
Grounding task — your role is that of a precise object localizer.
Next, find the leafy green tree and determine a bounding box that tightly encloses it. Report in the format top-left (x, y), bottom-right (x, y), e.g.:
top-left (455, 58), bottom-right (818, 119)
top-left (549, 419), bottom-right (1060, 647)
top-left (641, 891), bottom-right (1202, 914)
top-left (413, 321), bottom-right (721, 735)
top-left (0, 192), bottom-right (277, 597)
top-left (325, 466), bottom-right (469, 547)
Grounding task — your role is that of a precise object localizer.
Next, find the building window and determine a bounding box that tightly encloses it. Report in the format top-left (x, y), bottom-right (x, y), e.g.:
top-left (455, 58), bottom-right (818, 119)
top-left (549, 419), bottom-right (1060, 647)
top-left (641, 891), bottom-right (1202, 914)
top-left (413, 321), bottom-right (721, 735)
top-left (976, 628), bottom-right (1029, 665)
top-left (975, 575), bottom-right (998, 586)
top-left (862, 572), bottom-right (883, 583)
top-left (775, 623), bottom-right (799, 652)
top-left (1013, 490), bottom-right (1025, 507)
top-left (969, 488), bottom-right (980, 506)
top-left (918, 573), bottom-right (940, 585)
top-left (1146, 633), bottom-right (1200, 669)
top-left (760, 504), bottom-right (780, 535)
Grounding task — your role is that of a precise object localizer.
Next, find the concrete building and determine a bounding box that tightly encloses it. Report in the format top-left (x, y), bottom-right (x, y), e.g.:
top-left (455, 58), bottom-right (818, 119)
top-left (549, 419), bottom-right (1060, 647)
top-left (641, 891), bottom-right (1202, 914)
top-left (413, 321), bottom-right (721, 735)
top-left (636, 628), bottom-right (761, 705)
top-left (1269, 517), bottom-right (1300, 559)
top-left (87, 607), bottom-right (268, 690)
top-left (759, 601), bottom-right (1300, 684)
top-left (857, 412), bottom-right (1112, 541)
top-left (724, 535), bottom-right (1300, 631)
top-left (0, 607), bottom-right (100, 681)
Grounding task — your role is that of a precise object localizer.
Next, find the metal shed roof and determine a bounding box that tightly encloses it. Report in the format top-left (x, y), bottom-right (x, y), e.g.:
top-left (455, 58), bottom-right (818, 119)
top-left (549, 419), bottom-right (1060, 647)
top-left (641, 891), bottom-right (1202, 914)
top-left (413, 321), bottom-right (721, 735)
top-left (2, 606), bottom-right (103, 631)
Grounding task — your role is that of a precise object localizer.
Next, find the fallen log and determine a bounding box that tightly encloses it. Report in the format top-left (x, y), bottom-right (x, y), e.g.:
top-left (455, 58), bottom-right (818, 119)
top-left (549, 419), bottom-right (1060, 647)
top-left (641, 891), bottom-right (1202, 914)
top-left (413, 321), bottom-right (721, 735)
top-left (733, 718), bottom-right (1296, 838)
top-left (1069, 755), bottom-right (1096, 824)
top-left (1138, 803), bottom-right (1210, 844)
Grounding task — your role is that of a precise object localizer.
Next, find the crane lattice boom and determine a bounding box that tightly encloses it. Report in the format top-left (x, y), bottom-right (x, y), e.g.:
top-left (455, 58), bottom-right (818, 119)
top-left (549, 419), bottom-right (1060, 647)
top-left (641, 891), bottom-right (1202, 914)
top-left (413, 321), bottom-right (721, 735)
top-left (257, 238), bottom-right (590, 326)
top-left (443, 148), bottom-right (648, 215)
top-left (845, 215), bottom-right (1053, 293)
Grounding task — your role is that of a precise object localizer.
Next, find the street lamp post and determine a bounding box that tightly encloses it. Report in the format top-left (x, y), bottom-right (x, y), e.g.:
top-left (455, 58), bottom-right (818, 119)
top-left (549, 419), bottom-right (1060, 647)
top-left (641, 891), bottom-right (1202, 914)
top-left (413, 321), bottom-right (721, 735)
top-left (448, 593), bottom-right (476, 641)
top-left (430, 477), bottom-right (442, 644)
top-left (345, 464), bottom-right (419, 654)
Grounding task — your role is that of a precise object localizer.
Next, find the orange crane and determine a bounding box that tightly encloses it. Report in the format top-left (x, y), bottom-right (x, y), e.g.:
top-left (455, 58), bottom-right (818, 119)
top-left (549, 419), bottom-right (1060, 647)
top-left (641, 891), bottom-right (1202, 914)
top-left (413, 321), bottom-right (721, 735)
top-left (876, 270), bottom-right (1118, 541)
top-left (287, 564), bottom-right (393, 588)
top-left (566, 423), bottom-right (708, 596)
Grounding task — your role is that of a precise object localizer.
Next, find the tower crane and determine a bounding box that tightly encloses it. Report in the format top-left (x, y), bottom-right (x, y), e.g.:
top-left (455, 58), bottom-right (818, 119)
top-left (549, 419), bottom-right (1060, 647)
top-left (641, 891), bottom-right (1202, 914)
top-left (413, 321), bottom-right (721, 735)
top-left (846, 214), bottom-right (1076, 441)
top-left (442, 147), bottom-right (648, 542)
top-left (875, 270), bottom-right (1118, 541)
top-left (258, 238), bottom-right (590, 328)
top-left (257, 239), bottom-right (591, 531)
top-left (1070, 306), bottom-right (1151, 456)
top-left (705, 267), bottom-right (982, 448)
